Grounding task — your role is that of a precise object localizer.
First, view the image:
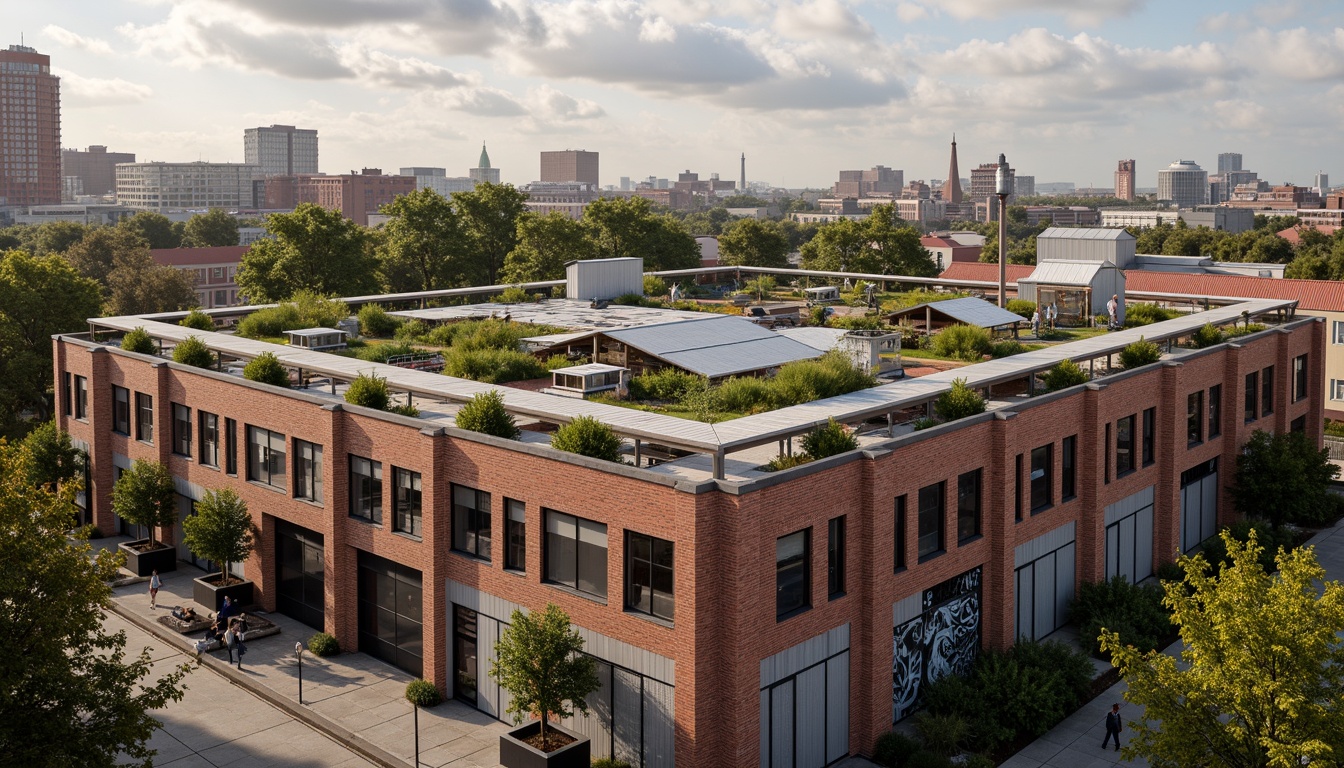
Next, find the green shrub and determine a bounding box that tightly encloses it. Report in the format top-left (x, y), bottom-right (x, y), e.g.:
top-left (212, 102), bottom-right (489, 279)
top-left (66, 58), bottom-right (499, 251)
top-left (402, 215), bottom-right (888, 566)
top-left (237, 291), bottom-right (350, 338)
top-left (912, 417), bottom-right (938, 431)
top-left (931, 324), bottom-right (992, 362)
top-left (1123, 302), bottom-right (1179, 327)
top-left (914, 712), bottom-right (969, 757)
top-left (904, 751), bottom-right (952, 768)
top-left (800, 419), bottom-right (858, 459)
top-left (1154, 560), bottom-right (1185, 584)
top-left (769, 350), bottom-right (876, 407)
top-left (1325, 419), bottom-right (1344, 438)
top-left (989, 340), bottom-right (1027, 358)
top-left (1041, 359), bottom-right (1088, 392)
top-left (171, 335), bottom-right (214, 368)
top-left (1199, 520), bottom-right (1295, 575)
top-left (934, 378), bottom-right (984, 422)
top-left (629, 369), bottom-right (707, 402)
top-left (709, 376), bottom-right (773, 414)
top-left (1189, 322), bottom-right (1224, 349)
top-left (551, 416), bottom-right (622, 462)
top-left (358, 304), bottom-right (402, 337)
top-left (307, 632), bottom-right (339, 656)
top-left (120, 327), bottom-right (156, 355)
top-left (405, 679), bottom-right (442, 707)
top-left (394, 318), bottom-right (431, 343)
top-left (493, 286), bottom-right (538, 304)
top-left (612, 292), bottom-right (646, 306)
top-left (455, 391), bottom-right (519, 440)
top-left (1006, 299), bottom-right (1036, 319)
top-left (1117, 337), bottom-right (1162, 369)
top-left (387, 402), bottom-right (420, 417)
top-left (243, 352), bottom-right (290, 388)
top-left (808, 305), bottom-right (829, 326)
top-left (828, 314), bottom-right (886, 331)
top-left (762, 453), bottom-right (810, 472)
top-left (1072, 576), bottom-right (1172, 658)
top-left (180, 309), bottom-right (214, 331)
top-left (872, 731), bottom-right (921, 768)
top-left (1225, 322), bottom-right (1268, 338)
top-left (592, 759), bottom-right (634, 768)
top-left (345, 373), bottom-right (391, 410)
top-left (445, 318), bottom-right (557, 352)
top-left (643, 275), bottom-right (667, 296)
top-left (443, 348), bottom-right (546, 383)
top-left (544, 354), bottom-right (582, 371)
top-left (350, 341), bottom-right (417, 363)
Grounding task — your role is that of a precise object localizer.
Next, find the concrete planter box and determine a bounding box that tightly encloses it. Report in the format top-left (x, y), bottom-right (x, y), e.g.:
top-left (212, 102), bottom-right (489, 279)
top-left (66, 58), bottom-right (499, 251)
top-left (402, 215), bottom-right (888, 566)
top-left (118, 539), bottom-right (177, 577)
top-left (499, 721), bottom-right (590, 768)
top-left (193, 574), bottom-right (255, 612)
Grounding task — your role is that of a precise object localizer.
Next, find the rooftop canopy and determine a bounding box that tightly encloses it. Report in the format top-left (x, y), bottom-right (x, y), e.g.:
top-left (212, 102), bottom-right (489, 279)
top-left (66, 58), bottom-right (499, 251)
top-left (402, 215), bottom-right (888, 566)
top-left (885, 296), bottom-right (1024, 329)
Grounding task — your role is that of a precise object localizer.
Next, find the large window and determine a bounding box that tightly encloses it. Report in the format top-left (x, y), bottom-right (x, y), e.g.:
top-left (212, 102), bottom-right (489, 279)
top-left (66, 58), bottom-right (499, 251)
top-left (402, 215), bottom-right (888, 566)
top-left (349, 455), bottom-right (382, 523)
top-left (776, 529), bottom-right (810, 619)
top-left (1335, 320), bottom-right (1344, 345)
top-left (917, 482), bottom-right (945, 558)
top-left (1187, 390), bottom-right (1203, 445)
top-left (545, 510), bottom-right (607, 599)
top-left (1261, 366), bottom-right (1274, 416)
top-left (1208, 385), bottom-right (1221, 439)
top-left (74, 375), bottom-right (88, 420)
top-left (199, 411), bottom-right (219, 467)
top-left (1142, 408), bottom-right (1156, 466)
top-left (62, 373), bottom-right (72, 417)
top-left (1014, 454), bottom-right (1024, 520)
top-left (626, 531), bottom-right (674, 621)
top-left (1104, 423), bottom-right (1111, 483)
top-left (1293, 354), bottom-right (1309, 402)
top-left (828, 516), bottom-right (846, 598)
top-left (452, 484), bottom-right (491, 560)
top-left (1062, 435), bottom-right (1077, 499)
top-left (1245, 372), bottom-right (1258, 422)
top-left (1116, 416), bottom-right (1135, 476)
top-left (246, 426), bottom-right (287, 490)
top-left (172, 403), bottom-right (192, 457)
top-left (1334, 380), bottom-right (1344, 402)
top-left (294, 439), bottom-right (323, 503)
top-left (895, 495), bottom-right (907, 570)
top-left (957, 470), bottom-right (981, 543)
top-left (394, 468), bottom-right (422, 537)
top-left (1030, 444), bottom-right (1053, 512)
top-left (112, 386), bottom-right (130, 435)
top-left (135, 392), bottom-right (153, 442)
top-left (505, 499), bottom-right (526, 572)
top-left (224, 418), bottom-right (238, 474)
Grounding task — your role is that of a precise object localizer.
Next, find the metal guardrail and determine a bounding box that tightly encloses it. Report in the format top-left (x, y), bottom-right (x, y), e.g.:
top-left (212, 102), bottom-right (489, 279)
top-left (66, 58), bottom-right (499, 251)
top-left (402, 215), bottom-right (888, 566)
top-left (1326, 436), bottom-right (1344, 461)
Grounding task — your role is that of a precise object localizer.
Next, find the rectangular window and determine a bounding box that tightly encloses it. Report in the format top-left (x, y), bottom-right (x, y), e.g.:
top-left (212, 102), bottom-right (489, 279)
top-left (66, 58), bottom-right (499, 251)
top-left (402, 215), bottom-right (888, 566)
top-left (1030, 444), bottom-right (1053, 512)
top-left (199, 412), bottom-right (219, 467)
top-left (452, 484), bottom-right (491, 560)
top-left (62, 372), bottom-right (72, 417)
top-left (1104, 423), bottom-right (1111, 483)
top-left (1261, 366), bottom-right (1274, 416)
top-left (505, 499), bottom-right (526, 572)
top-left (917, 482), bottom-right (945, 558)
top-left (246, 426), bottom-right (287, 489)
top-left (172, 403), bottom-right (192, 457)
top-left (1062, 435), bottom-right (1077, 499)
top-left (224, 418), bottom-right (238, 474)
top-left (1116, 416), bottom-right (1135, 476)
top-left (894, 495), bottom-right (907, 570)
top-left (1333, 380), bottom-right (1344, 402)
top-left (348, 455), bottom-right (382, 523)
top-left (1142, 408), bottom-right (1156, 466)
top-left (294, 439), bottom-right (323, 503)
top-left (545, 510), bottom-right (607, 599)
top-left (1208, 385), bottom-right (1222, 439)
top-left (1334, 320), bottom-right (1344, 344)
top-left (776, 529), bottom-right (810, 619)
top-left (111, 386), bottom-right (130, 434)
top-left (135, 392), bottom-right (153, 442)
top-left (1187, 391), bottom-right (1203, 445)
top-left (626, 531), bottom-right (674, 621)
top-left (1245, 372), bottom-right (1258, 422)
top-left (393, 468), bottom-right (421, 537)
top-left (74, 376), bottom-right (88, 420)
top-left (957, 469), bottom-right (981, 543)
top-left (1293, 354), bottom-right (1308, 403)
top-left (827, 516), bottom-right (846, 598)
top-left (1014, 454), bottom-right (1024, 521)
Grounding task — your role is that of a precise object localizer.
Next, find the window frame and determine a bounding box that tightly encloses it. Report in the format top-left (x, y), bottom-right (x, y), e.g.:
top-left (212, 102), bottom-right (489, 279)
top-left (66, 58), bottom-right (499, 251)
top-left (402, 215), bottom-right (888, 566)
top-left (172, 403), bottom-right (192, 457)
top-left (1062, 435), bottom-right (1077, 499)
top-left (62, 372), bottom-right (72, 417)
top-left (1030, 444), bottom-right (1053, 512)
top-left (1208, 384), bottom-right (1222, 439)
top-left (293, 439), bottom-right (323, 503)
top-left (1245, 371), bottom-right (1258, 422)
top-left (956, 469), bottom-right (981, 543)
top-left (1104, 422), bottom-right (1111, 484)
top-left (111, 385), bottom-right (130, 434)
top-left (1116, 416), bottom-right (1135, 477)
top-left (393, 467), bottom-right (422, 538)
top-left (348, 454), bottom-right (383, 524)
top-left (1186, 390), bottom-right (1203, 446)
top-left (224, 417), bottom-right (238, 475)
top-left (1261, 366), bottom-right (1274, 417)
top-left (894, 495), bottom-right (907, 571)
top-left (451, 484), bottom-right (492, 560)
top-left (1142, 408), bottom-right (1156, 466)
top-left (74, 375), bottom-right (88, 420)
top-left (245, 425), bottom-right (287, 491)
top-left (544, 509), bottom-right (608, 600)
top-left (1293, 354), bottom-right (1309, 402)
top-left (198, 411), bottom-right (219, 467)
top-left (775, 528), bottom-right (810, 620)
top-left (505, 499), bottom-right (526, 572)
top-left (1334, 320), bottom-right (1344, 345)
top-left (917, 481), bottom-right (945, 559)
top-left (135, 392), bottom-right (154, 442)
top-left (827, 516), bottom-right (846, 598)
top-left (626, 530), bottom-right (674, 622)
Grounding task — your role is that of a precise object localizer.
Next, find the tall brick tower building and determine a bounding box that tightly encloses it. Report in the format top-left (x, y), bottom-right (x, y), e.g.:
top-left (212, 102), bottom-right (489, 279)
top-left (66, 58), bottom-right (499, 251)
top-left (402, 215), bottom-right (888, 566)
top-left (1116, 159), bottom-right (1136, 201)
top-left (0, 44), bottom-right (61, 208)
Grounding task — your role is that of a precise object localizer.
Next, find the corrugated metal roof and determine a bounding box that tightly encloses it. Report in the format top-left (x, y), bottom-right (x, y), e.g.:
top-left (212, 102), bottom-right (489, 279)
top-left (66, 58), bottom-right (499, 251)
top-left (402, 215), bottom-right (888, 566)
top-left (938, 262), bottom-right (1035, 283)
top-left (1123, 271), bottom-right (1344, 312)
top-left (606, 316), bottom-right (821, 377)
top-left (1038, 227), bottom-right (1134, 241)
top-left (776, 327), bottom-right (847, 352)
top-left (887, 297), bottom-right (1024, 328)
top-left (1019, 260), bottom-right (1107, 286)
top-left (605, 315), bottom-right (758, 355)
top-left (658, 335), bottom-right (821, 378)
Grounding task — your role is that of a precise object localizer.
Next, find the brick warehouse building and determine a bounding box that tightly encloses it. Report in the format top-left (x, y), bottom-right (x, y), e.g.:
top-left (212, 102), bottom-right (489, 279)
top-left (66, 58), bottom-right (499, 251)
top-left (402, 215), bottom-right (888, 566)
top-left (55, 298), bottom-right (1319, 767)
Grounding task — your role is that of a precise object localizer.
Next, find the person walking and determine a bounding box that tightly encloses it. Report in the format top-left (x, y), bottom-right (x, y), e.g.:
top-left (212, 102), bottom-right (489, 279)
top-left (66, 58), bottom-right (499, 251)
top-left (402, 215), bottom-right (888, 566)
top-left (223, 621), bottom-right (238, 665)
top-left (1030, 307), bottom-right (1041, 337)
top-left (1102, 703), bottom-right (1123, 751)
top-left (1107, 294), bottom-right (1119, 330)
top-left (149, 570), bottom-right (161, 610)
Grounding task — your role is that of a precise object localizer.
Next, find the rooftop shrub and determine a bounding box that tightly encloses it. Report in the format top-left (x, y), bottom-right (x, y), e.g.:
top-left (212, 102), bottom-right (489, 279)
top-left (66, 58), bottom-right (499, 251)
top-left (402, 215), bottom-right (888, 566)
top-left (237, 291), bottom-right (349, 339)
top-left (1006, 299), bottom-right (1036, 319)
top-left (357, 304), bottom-right (402, 337)
top-left (800, 419), bottom-right (858, 460)
top-left (1041, 359), bottom-right (1088, 392)
top-left (1118, 337), bottom-right (1162, 369)
top-left (179, 308), bottom-right (214, 331)
top-left (243, 351), bottom-right (290, 387)
top-left (1189, 322), bottom-right (1224, 349)
top-left (931, 324), bottom-right (992, 362)
top-left (551, 416), bottom-right (622, 462)
top-left (442, 348), bottom-right (546, 383)
top-left (628, 368), bottom-right (707, 402)
top-left (120, 327), bottom-right (156, 355)
top-left (934, 378), bottom-right (984, 422)
top-left (171, 335), bottom-right (214, 368)
top-left (989, 340), bottom-right (1027, 358)
top-left (455, 391), bottom-right (519, 440)
top-left (1123, 302), bottom-right (1180, 327)
top-left (344, 373), bottom-right (390, 410)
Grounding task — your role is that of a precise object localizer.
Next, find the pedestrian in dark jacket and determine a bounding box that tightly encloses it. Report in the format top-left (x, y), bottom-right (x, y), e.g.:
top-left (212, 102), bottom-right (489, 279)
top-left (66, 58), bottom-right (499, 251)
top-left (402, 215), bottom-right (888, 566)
top-left (1102, 703), bottom-right (1123, 751)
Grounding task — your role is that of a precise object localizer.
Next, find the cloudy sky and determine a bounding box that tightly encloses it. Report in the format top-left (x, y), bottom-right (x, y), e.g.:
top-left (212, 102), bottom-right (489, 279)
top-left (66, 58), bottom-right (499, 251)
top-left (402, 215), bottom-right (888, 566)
top-left (20, 0), bottom-right (1344, 190)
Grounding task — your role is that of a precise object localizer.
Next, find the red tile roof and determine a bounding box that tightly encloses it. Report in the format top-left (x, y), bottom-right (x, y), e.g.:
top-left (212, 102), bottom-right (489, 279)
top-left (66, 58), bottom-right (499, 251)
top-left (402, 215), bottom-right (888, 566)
top-left (938, 261), bottom-right (1035, 283)
top-left (1276, 225), bottom-right (1339, 245)
top-left (1123, 270), bottom-right (1344, 312)
top-left (921, 236), bottom-right (961, 248)
top-left (150, 245), bottom-right (249, 267)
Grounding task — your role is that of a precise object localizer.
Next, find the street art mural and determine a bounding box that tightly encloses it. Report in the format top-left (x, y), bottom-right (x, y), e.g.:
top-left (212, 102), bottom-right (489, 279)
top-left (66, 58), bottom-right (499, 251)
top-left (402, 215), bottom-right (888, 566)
top-left (892, 567), bottom-right (982, 721)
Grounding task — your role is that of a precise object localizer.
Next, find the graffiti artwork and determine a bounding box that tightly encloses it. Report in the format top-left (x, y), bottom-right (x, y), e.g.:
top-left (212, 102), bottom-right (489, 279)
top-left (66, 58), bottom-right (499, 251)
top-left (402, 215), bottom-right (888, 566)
top-left (892, 567), bottom-right (982, 721)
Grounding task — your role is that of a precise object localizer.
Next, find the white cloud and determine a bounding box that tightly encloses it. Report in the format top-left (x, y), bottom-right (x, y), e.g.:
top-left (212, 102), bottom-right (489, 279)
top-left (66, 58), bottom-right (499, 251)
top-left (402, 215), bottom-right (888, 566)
top-left (896, 3), bottom-right (929, 23)
top-left (906, 0), bottom-right (1145, 26)
top-left (774, 0), bottom-right (875, 42)
top-left (1208, 99), bottom-right (1269, 134)
top-left (43, 25), bottom-right (115, 55)
top-left (335, 44), bottom-right (470, 88)
top-left (1243, 27), bottom-right (1344, 81)
top-left (527, 85), bottom-right (605, 121)
top-left (54, 69), bottom-right (154, 106)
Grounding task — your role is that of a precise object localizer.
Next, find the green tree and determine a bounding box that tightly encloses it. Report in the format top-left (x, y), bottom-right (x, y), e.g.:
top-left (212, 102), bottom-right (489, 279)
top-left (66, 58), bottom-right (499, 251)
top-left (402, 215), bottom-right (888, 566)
top-left (181, 208), bottom-right (240, 248)
top-left (29, 220), bottom-right (91, 255)
top-left (243, 352), bottom-right (290, 388)
top-left (19, 419), bottom-right (82, 490)
top-left (934, 378), bottom-right (985, 421)
top-left (800, 419), bottom-right (858, 459)
top-left (1117, 338), bottom-right (1162, 369)
top-left (718, 218), bottom-right (791, 268)
top-left (119, 211), bottom-right (183, 250)
top-left (237, 204), bottom-right (377, 302)
top-left (583, 197), bottom-right (700, 271)
top-left (503, 211), bottom-right (598, 282)
top-left (376, 188), bottom-right (468, 292)
top-left (455, 391), bottom-right (520, 439)
top-left (488, 603), bottom-right (601, 746)
top-left (866, 205), bottom-right (938, 276)
top-left (181, 488), bottom-right (255, 581)
top-left (1041, 359), bottom-right (1088, 392)
top-left (65, 226), bottom-right (147, 288)
top-left (1230, 429), bottom-right (1340, 530)
top-left (345, 373), bottom-right (391, 410)
top-left (0, 441), bottom-right (189, 767)
top-left (105, 249), bottom-right (198, 316)
top-left (800, 217), bottom-right (870, 272)
top-left (171, 336), bottom-right (214, 369)
top-left (1102, 531), bottom-right (1344, 767)
top-left (551, 415), bottom-right (622, 462)
top-left (120, 327), bottom-right (157, 355)
top-left (179, 309), bottom-right (214, 332)
top-left (111, 459), bottom-right (177, 548)
top-left (452, 182), bottom-right (529, 285)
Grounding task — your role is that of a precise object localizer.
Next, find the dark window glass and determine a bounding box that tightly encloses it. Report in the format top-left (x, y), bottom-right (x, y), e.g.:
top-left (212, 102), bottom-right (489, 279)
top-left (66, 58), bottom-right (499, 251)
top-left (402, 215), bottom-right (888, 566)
top-left (1187, 391), bottom-right (1203, 445)
top-left (828, 516), bottom-right (845, 597)
top-left (1294, 354), bottom-right (1309, 402)
top-left (1030, 444), bottom-right (1052, 511)
top-left (224, 418), bottom-right (237, 474)
top-left (627, 531), bottom-right (674, 621)
top-left (246, 426), bottom-right (287, 489)
top-left (505, 499), bottom-right (526, 572)
top-left (545, 510), bottom-right (607, 599)
top-left (1245, 372), bottom-right (1258, 422)
top-left (917, 482), bottom-right (945, 557)
top-left (1117, 416), bottom-right (1134, 476)
top-left (1062, 436), bottom-right (1077, 499)
top-left (172, 403), bottom-right (192, 456)
top-left (294, 440), bottom-right (323, 502)
top-left (957, 470), bottom-right (981, 542)
top-left (1262, 366), bottom-right (1274, 416)
top-left (895, 495), bottom-right (907, 570)
top-left (1208, 385), bottom-right (1221, 439)
top-left (393, 468), bottom-right (421, 537)
top-left (112, 386), bottom-right (129, 435)
top-left (776, 529), bottom-right (809, 618)
top-left (135, 393), bottom-right (153, 442)
top-left (199, 411), bottom-right (219, 467)
top-left (62, 372), bottom-right (72, 417)
top-left (452, 484), bottom-right (491, 560)
top-left (74, 376), bottom-right (88, 420)
top-left (1014, 454), bottom-right (1023, 521)
top-left (349, 455), bottom-right (382, 523)
top-left (1104, 423), bottom-right (1111, 483)
top-left (1142, 408), bottom-right (1156, 466)
top-left (1291, 415), bottom-right (1307, 433)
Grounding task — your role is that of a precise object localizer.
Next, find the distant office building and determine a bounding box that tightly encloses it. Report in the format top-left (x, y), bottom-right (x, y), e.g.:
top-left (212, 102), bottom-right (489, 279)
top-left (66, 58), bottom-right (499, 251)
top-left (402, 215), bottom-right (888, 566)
top-left (1015, 175), bottom-right (1035, 198)
top-left (1021, 206), bottom-right (1099, 227)
top-left (1224, 184), bottom-right (1322, 211)
top-left (116, 162), bottom-right (263, 212)
top-left (1115, 160), bottom-right (1136, 201)
top-left (521, 181), bottom-right (598, 220)
top-left (969, 162), bottom-right (1015, 203)
top-left (541, 150), bottom-right (599, 186)
top-left (832, 165), bottom-right (903, 198)
top-left (1217, 153), bottom-right (1242, 174)
top-left (1099, 207), bottom-right (1254, 234)
top-left (62, 145), bottom-right (136, 197)
top-left (1316, 172), bottom-right (1330, 195)
top-left (263, 169), bottom-right (415, 226)
top-left (243, 125), bottom-right (318, 177)
top-left (1, 45), bottom-right (62, 208)
top-left (153, 245), bottom-right (249, 308)
top-left (469, 143), bottom-right (500, 185)
top-left (673, 170), bottom-right (735, 197)
top-left (399, 167), bottom-right (475, 197)
top-left (15, 203), bottom-right (134, 226)
top-left (1157, 160), bottom-right (1209, 208)
top-left (620, 176), bottom-right (631, 191)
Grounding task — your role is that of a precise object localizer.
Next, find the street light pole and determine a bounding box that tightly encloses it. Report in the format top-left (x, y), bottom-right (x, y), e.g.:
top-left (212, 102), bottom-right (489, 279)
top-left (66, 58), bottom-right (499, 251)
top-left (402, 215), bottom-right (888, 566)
top-left (995, 153), bottom-right (1014, 308)
top-left (294, 643), bottom-right (303, 704)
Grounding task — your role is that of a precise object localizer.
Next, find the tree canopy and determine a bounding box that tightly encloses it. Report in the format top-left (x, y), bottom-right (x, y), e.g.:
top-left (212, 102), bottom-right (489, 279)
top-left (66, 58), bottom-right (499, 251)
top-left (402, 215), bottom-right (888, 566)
top-left (105, 249), bottom-right (198, 316)
top-left (718, 218), bottom-right (791, 268)
top-left (489, 603), bottom-right (600, 744)
top-left (1230, 429), bottom-right (1340, 530)
top-left (111, 460), bottom-right (178, 547)
top-left (376, 188), bottom-right (468, 292)
top-left (64, 226), bottom-right (147, 288)
top-left (119, 211), bottom-right (183, 250)
top-left (237, 203), bottom-right (378, 302)
top-left (502, 211), bottom-right (598, 283)
top-left (181, 208), bottom-right (240, 248)
top-left (452, 182), bottom-right (529, 285)
top-left (181, 488), bottom-right (255, 580)
top-left (583, 197), bottom-right (700, 272)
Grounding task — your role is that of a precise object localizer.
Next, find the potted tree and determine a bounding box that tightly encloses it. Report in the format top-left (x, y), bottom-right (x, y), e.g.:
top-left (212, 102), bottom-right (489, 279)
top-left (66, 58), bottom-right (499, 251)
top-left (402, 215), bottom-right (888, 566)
top-left (181, 488), bottom-right (256, 610)
top-left (490, 603), bottom-right (599, 768)
top-left (112, 459), bottom-right (178, 576)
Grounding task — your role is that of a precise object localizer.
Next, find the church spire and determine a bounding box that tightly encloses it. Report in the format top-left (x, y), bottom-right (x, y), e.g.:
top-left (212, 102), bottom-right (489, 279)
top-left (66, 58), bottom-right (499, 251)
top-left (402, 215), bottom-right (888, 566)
top-left (478, 142), bottom-right (491, 170)
top-left (942, 134), bottom-right (963, 205)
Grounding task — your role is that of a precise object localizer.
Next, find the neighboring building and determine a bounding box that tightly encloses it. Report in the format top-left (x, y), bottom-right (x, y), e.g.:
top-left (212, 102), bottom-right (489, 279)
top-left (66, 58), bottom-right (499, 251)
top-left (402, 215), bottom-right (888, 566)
top-left (1217, 152), bottom-right (1243, 174)
top-left (469, 143), bottom-right (500, 185)
top-left (969, 162), bottom-right (1015, 204)
top-left (243, 125), bottom-right (319, 177)
top-left (673, 170), bottom-right (735, 196)
top-left (920, 235), bottom-right (980, 266)
top-left (115, 162), bottom-right (263, 212)
top-left (400, 167), bottom-right (476, 197)
top-left (1099, 207), bottom-right (1254, 233)
top-left (541, 149), bottom-right (598, 185)
top-left (1315, 172), bottom-right (1330, 196)
top-left (150, 245), bottom-right (248, 308)
top-left (1115, 160), bottom-right (1136, 201)
top-left (1277, 225), bottom-right (1340, 246)
top-left (521, 181), bottom-right (599, 220)
top-left (263, 169), bottom-right (415, 226)
top-left (1157, 160), bottom-right (1209, 208)
top-left (14, 203), bottom-right (134, 226)
top-left (0, 45), bottom-right (61, 209)
top-left (1021, 206), bottom-right (1100, 227)
top-left (1015, 175), bottom-right (1035, 198)
top-left (833, 166), bottom-right (903, 198)
top-left (695, 236), bottom-right (719, 267)
top-left (1223, 185), bottom-right (1323, 211)
top-left (62, 145), bottom-right (135, 197)
top-left (631, 187), bottom-right (694, 210)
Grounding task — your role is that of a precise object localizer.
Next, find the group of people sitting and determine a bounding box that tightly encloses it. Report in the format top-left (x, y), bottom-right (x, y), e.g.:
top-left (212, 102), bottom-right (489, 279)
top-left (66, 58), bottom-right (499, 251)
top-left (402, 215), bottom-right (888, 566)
top-left (187, 596), bottom-right (249, 665)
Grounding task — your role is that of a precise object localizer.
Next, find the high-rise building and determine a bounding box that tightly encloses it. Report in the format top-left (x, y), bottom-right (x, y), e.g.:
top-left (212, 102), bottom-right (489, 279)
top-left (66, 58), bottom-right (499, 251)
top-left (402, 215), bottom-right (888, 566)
top-left (243, 125), bottom-right (319, 177)
top-left (1015, 175), bottom-right (1036, 198)
top-left (262, 169), bottom-right (415, 226)
top-left (1217, 153), bottom-right (1242, 174)
top-left (969, 162), bottom-right (1014, 202)
top-left (1157, 160), bottom-right (1209, 208)
top-left (399, 167), bottom-right (475, 197)
top-left (469, 143), bottom-right (500, 184)
top-left (540, 150), bottom-right (598, 186)
top-left (1115, 160), bottom-right (1136, 201)
top-left (62, 145), bottom-right (136, 197)
top-left (1316, 172), bottom-right (1330, 195)
top-left (115, 161), bottom-right (263, 212)
top-left (0, 44), bottom-right (62, 208)
top-left (941, 136), bottom-right (963, 204)
top-left (832, 165), bottom-right (903, 198)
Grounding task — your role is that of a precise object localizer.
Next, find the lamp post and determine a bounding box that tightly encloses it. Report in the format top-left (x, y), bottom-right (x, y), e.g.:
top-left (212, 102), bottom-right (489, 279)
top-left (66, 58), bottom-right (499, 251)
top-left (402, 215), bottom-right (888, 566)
top-left (294, 642), bottom-right (304, 704)
top-left (995, 153), bottom-right (1014, 308)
